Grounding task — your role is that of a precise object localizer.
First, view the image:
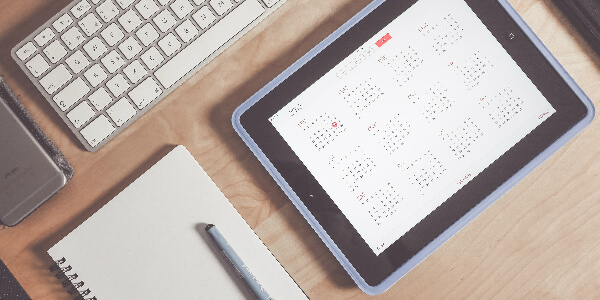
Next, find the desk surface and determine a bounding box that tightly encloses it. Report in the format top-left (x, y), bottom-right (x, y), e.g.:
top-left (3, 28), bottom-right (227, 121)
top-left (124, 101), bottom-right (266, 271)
top-left (1, 0), bottom-right (600, 298)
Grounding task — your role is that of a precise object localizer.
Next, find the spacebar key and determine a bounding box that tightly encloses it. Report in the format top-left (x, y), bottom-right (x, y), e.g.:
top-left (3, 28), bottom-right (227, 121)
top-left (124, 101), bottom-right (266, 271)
top-left (155, 0), bottom-right (265, 88)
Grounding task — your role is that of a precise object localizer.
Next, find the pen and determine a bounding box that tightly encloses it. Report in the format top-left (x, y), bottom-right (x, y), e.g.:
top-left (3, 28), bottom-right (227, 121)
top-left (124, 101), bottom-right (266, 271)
top-left (205, 224), bottom-right (272, 300)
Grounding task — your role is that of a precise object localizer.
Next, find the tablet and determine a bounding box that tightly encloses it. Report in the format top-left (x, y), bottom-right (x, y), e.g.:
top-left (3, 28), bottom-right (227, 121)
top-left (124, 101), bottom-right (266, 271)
top-left (233, 0), bottom-right (594, 294)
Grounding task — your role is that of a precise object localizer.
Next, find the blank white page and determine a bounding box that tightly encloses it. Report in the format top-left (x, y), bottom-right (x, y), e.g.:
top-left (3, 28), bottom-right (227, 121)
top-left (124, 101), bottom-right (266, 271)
top-left (49, 145), bottom-right (307, 299)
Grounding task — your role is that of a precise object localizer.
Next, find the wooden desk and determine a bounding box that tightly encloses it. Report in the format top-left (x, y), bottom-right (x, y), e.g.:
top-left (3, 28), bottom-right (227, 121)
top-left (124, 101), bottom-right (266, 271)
top-left (1, 0), bottom-right (600, 298)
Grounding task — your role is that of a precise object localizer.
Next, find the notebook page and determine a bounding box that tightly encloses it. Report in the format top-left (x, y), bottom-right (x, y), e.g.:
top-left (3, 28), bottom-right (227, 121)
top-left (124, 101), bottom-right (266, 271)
top-left (48, 146), bottom-right (306, 299)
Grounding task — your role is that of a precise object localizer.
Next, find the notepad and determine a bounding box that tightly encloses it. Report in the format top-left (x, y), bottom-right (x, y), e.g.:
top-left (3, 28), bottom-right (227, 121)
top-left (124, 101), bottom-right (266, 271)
top-left (47, 145), bottom-right (307, 299)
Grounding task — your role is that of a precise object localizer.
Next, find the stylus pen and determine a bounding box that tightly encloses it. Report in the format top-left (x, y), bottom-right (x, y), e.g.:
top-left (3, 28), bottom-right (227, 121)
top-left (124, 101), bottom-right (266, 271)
top-left (205, 224), bottom-right (272, 300)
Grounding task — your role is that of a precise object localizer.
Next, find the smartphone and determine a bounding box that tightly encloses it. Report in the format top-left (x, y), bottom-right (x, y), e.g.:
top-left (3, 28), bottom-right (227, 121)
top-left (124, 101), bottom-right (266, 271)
top-left (0, 96), bottom-right (68, 226)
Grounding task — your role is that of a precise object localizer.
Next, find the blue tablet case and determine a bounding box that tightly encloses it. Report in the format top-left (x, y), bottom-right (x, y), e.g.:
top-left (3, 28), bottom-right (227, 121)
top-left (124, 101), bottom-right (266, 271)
top-left (232, 0), bottom-right (595, 294)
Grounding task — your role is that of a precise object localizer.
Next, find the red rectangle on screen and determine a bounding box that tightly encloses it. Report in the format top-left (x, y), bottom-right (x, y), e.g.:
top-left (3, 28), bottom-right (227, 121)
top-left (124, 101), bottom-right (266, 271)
top-left (376, 33), bottom-right (392, 47)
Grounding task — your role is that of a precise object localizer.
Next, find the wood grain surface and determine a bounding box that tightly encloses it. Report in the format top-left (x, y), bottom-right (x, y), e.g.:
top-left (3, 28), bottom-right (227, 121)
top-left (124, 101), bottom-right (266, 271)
top-left (1, 0), bottom-right (600, 299)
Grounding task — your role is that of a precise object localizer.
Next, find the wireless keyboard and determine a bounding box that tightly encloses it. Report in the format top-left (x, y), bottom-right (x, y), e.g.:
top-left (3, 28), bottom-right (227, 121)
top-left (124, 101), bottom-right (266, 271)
top-left (12, 0), bottom-right (284, 151)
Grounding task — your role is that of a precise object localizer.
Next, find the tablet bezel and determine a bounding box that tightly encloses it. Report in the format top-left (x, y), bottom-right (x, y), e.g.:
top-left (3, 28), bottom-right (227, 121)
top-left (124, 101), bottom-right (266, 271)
top-left (234, 0), bottom-right (593, 294)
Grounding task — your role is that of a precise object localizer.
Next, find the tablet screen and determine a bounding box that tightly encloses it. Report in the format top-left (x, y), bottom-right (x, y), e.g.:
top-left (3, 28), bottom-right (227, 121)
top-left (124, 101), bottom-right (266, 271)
top-left (268, 0), bottom-right (555, 255)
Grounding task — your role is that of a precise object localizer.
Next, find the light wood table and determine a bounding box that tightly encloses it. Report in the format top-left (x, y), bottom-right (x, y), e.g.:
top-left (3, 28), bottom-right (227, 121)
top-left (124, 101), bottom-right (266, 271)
top-left (1, 0), bottom-right (600, 298)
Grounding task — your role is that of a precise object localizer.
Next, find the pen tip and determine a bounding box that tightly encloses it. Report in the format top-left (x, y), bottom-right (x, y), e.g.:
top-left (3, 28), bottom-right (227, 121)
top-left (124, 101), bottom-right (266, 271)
top-left (205, 224), bottom-right (214, 231)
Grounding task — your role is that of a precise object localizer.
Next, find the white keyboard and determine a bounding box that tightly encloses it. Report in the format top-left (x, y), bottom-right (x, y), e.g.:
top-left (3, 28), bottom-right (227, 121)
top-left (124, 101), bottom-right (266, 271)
top-left (12, 0), bottom-right (284, 151)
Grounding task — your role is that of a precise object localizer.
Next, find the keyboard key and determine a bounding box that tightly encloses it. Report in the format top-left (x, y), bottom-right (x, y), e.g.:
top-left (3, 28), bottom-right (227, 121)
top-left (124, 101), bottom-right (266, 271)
top-left (119, 36), bottom-right (143, 60)
top-left (175, 20), bottom-right (199, 43)
top-left (192, 6), bottom-right (216, 29)
top-left (61, 27), bottom-right (86, 50)
top-left (102, 50), bottom-right (125, 73)
top-left (123, 60), bottom-right (147, 83)
top-left (53, 14), bottom-right (73, 32)
top-left (115, 0), bottom-right (136, 9)
top-left (16, 42), bottom-right (37, 60)
top-left (141, 46), bottom-right (164, 70)
top-left (156, 0), bottom-right (265, 88)
top-left (66, 50), bottom-right (90, 74)
top-left (264, 0), bottom-right (280, 7)
top-left (34, 28), bottom-right (55, 47)
top-left (79, 13), bottom-right (103, 36)
top-left (106, 74), bottom-right (130, 97)
top-left (210, 0), bottom-right (233, 16)
top-left (40, 64), bottom-right (72, 94)
top-left (84, 64), bottom-right (108, 87)
top-left (88, 88), bottom-right (113, 110)
top-left (67, 101), bottom-right (96, 128)
top-left (157, 0), bottom-right (171, 5)
top-left (119, 9), bottom-right (143, 33)
top-left (53, 77), bottom-right (90, 111)
top-left (153, 10), bottom-right (177, 32)
top-left (158, 33), bottom-right (181, 56)
top-left (136, 23), bottom-right (160, 46)
top-left (171, 0), bottom-right (194, 19)
top-left (44, 40), bottom-right (68, 63)
top-left (101, 23), bottom-right (125, 46)
top-left (71, 0), bottom-right (92, 18)
top-left (129, 77), bottom-right (162, 109)
top-left (80, 115), bottom-right (115, 147)
top-left (97, 0), bottom-right (120, 22)
top-left (136, 0), bottom-right (160, 19)
top-left (83, 37), bottom-right (108, 60)
top-left (107, 98), bottom-right (136, 126)
top-left (25, 54), bottom-right (50, 78)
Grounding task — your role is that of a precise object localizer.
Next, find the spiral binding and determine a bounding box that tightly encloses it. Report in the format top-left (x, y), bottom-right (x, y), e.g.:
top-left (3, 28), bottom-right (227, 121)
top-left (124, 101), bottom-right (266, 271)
top-left (49, 257), bottom-right (97, 300)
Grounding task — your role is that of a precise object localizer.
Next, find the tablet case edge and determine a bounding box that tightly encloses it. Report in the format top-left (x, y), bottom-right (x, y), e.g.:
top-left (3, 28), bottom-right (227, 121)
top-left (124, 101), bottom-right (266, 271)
top-left (232, 0), bottom-right (595, 295)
